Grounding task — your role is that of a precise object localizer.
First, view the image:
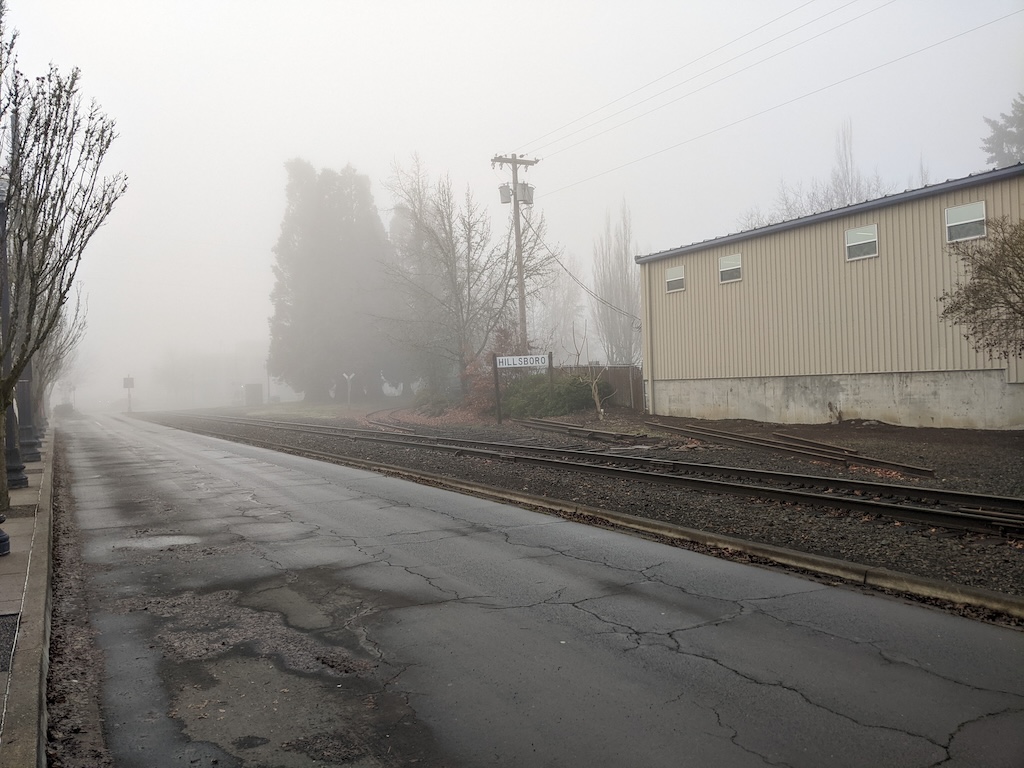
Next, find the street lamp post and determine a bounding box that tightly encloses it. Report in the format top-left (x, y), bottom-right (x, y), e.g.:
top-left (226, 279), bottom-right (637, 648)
top-left (18, 361), bottom-right (41, 462)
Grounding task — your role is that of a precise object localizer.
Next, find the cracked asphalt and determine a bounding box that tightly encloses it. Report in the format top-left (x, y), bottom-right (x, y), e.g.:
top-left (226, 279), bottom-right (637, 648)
top-left (63, 414), bottom-right (1024, 767)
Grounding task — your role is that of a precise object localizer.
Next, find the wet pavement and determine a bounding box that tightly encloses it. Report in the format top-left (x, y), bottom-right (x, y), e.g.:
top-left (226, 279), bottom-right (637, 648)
top-left (61, 413), bottom-right (1024, 767)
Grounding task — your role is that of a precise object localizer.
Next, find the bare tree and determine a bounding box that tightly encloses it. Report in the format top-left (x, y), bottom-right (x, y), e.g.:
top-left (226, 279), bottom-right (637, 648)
top-left (528, 248), bottom-right (585, 364)
top-left (385, 158), bottom-right (552, 394)
top-left (0, 7), bottom-right (126, 508)
top-left (591, 202), bottom-right (641, 366)
top-left (939, 217), bottom-right (1024, 360)
top-left (740, 120), bottom-right (894, 228)
top-left (30, 285), bottom-right (86, 423)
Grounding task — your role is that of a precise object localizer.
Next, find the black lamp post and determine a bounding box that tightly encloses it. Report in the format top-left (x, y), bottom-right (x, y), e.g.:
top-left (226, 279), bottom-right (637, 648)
top-left (18, 361), bottom-right (40, 462)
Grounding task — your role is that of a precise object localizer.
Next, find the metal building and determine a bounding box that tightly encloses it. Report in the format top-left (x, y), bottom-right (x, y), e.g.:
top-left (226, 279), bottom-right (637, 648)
top-left (635, 163), bottom-right (1024, 429)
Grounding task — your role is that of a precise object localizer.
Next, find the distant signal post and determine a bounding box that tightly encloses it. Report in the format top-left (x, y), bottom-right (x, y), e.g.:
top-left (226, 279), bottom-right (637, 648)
top-left (123, 375), bottom-right (134, 413)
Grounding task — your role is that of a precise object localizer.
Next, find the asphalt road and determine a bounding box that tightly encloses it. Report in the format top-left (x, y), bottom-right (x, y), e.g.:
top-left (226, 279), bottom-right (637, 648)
top-left (63, 414), bottom-right (1024, 767)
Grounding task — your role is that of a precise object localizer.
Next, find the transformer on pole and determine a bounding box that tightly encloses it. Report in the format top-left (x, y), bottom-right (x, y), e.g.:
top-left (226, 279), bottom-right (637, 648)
top-left (492, 154), bottom-right (538, 354)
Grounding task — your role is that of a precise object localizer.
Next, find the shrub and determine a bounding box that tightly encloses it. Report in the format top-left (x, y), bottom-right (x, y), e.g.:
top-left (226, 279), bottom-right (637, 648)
top-left (501, 374), bottom-right (612, 418)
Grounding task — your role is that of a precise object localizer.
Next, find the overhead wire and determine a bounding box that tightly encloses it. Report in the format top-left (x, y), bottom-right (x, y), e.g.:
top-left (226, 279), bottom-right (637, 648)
top-left (539, 8), bottom-right (1024, 199)
top-left (513, 0), bottom-right (822, 155)
top-left (505, 3), bottom-right (879, 333)
top-left (503, 4), bottom-right (1019, 329)
top-left (520, 214), bottom-right (643, 330)
top-left (535, 0), bottom-right (897, 159)
top-left (519, 0), bottom-right (873, 157)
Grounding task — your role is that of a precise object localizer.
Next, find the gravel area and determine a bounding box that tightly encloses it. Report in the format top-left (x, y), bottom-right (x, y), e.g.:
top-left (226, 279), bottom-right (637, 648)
top-left (0, 614), bottom-right (17, 673)
top-left (143, 406), bottom-right (1024, 623)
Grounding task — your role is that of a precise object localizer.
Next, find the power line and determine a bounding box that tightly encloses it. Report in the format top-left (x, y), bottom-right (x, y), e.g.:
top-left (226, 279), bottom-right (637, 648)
top-left (534, 0), bottom-right (896, 160)
top-left (520, 215), bottom-right (642, 330)
top-left (520, 0), bottom-right (873, 157)
top-left (513, 0), bottom-right (822, 155)
top-left (540, 9), bottom-right (1024, 199)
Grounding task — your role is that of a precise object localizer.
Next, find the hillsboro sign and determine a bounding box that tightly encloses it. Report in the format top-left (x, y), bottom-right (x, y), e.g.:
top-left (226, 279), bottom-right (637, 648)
top-left (495, 355), bottom-right (550, 368)
top-left (491, 352), bottom-right (553, 423)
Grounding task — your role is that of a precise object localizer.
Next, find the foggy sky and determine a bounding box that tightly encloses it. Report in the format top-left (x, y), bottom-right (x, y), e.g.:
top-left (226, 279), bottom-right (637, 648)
top-left (7, 0), bottom-right (1023, 409)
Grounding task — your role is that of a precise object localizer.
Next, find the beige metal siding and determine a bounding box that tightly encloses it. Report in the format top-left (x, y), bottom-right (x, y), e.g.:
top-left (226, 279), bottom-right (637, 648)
top-left (642, 176), bottom-right (1024, 385)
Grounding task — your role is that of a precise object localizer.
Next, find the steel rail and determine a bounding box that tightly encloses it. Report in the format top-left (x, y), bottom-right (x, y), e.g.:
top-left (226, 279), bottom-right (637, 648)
top-left (771, 432), bottom-right (861, 455)
top-left (648, 422), bottom-right (935, 477)
top-left (157, 414), bottom-right (1024, 535)
top-left (363, 420), bottom-right (416, 433)
top-left (121, 415), bottom-right (1024, 621)
top-left (180, 414), bottom-right (1024, 515)
top-left (362, 409), bottom-right (418, 433)
top-left (515, 417), bottom-right (643, 442)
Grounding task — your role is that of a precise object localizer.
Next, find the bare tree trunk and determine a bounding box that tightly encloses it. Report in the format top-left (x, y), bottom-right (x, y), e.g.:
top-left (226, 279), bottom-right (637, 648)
top-left (0, 408), bottom-right (8, 511)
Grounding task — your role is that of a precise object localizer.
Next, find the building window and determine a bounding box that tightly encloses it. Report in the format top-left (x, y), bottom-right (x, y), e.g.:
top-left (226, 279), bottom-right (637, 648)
top-left (845, 224), bottom-right (878, 261)
top-left (945, 201), bottom-right (986, 242)
top-left (719, 253), bottom-right (742, 283)
top-left (666, 265), bottom-right (685, 292)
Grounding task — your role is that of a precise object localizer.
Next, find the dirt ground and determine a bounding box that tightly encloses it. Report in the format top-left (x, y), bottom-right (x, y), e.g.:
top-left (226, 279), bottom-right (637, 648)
top-left (46, 440), bottom-right (112, 767)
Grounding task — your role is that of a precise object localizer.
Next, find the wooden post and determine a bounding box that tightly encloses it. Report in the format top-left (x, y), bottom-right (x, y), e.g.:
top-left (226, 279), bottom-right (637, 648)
top-left (491, 155), bottom-right (539, 354)
top-left (547, 352), bottom-right (554, 393)
top-left (492, 354), bottom-right (502, 424)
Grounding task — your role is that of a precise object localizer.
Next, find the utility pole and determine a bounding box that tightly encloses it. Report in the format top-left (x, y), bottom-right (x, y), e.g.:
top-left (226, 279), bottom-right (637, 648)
top-left (492, 154), bottom-right (538, 354)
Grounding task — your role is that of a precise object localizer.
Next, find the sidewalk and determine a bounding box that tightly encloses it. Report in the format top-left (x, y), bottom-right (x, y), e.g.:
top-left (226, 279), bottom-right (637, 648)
top-left (0, 444), bottom-right (53, 768)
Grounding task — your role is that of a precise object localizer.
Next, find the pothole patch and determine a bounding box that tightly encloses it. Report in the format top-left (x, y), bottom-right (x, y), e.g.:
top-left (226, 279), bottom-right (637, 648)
top-left (114, 534), bottom-right (202, 550)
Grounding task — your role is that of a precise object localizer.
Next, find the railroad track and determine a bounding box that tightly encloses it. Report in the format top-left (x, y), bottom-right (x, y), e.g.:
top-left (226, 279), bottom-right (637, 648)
top-left (145, 413), bottom-right (1024, 537)
top-left (362, 408), bottom-right (418, 433)
top-left (512, 417), bottom-right (644, 443)
top-left (647, 421), bottom-right (935, 477)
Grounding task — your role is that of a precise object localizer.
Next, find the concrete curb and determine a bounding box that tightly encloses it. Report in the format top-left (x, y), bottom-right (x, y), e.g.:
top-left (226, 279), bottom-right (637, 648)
top-left (315, 450), bottom-right (1024, 621)
top-left (566, 505), bottom-right (1024, 620)
top-left (0, 443), bottom-right (52, 768)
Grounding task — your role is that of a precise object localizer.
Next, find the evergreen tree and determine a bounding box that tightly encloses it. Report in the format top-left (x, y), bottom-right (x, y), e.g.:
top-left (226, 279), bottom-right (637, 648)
top-left (268, 160), bottom-right (391, 401)
top-left (981, 93), bottom-right (1024, 167)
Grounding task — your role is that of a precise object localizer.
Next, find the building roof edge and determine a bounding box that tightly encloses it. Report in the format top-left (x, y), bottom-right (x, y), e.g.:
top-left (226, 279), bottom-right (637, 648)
top-left (635, 162), bottom-right (1024, 264)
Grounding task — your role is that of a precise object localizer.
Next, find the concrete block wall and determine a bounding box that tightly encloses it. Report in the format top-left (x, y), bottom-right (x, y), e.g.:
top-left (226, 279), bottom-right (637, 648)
top-left (650, 369), bottom-right (1024, 429)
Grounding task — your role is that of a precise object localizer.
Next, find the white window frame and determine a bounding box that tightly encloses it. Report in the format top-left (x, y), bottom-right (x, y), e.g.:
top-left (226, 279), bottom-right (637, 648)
top-left (666, 265), bottom-right (685, 292)
top-left (845, 224), bottom-right (878, 261)
top-left (719, 253), bottom-right (742, 283)
top-left (945, 201), bottom-right (986, 242)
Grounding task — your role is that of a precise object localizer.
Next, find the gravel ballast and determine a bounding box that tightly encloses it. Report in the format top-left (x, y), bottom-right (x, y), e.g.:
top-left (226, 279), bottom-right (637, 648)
top-left (142, 407), bottom-right (1024, 622)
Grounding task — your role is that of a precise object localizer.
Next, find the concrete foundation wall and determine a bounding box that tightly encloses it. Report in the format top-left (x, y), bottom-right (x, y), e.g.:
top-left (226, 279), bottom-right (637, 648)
top-left (650, 369), bottom-right (1024, 429)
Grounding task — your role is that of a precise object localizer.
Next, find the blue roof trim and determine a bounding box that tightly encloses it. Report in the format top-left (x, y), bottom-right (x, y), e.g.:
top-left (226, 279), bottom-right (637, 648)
top-left (635, 163), bottom-right (1024, 264)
